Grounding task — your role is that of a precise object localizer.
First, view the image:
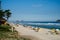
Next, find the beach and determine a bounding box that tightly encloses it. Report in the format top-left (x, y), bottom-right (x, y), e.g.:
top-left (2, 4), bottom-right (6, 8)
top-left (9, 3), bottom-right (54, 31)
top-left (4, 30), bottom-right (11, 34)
top-left (10, 23), bottom-right (60, 40)
top-left (0, 0), bottom-right (60, 40)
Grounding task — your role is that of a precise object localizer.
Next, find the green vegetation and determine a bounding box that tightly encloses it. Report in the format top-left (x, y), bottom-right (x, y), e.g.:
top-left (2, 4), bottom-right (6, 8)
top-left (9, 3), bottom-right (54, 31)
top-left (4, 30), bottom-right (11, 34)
top-left (0, 9), bottom-right (11, 21)
top-left (0, 25), bottom-right (11, 31)
top-left (0, 9), bottom-right (11, 25)
top-left (0, 25), bottom-right (31, 40)
top-left (0, 31), bottom-right (31, 40)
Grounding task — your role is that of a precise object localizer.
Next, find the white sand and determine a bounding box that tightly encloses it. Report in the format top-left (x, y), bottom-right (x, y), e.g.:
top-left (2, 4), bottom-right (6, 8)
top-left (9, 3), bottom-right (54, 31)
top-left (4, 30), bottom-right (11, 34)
top-left (10, 23), bottom-right (60, 40)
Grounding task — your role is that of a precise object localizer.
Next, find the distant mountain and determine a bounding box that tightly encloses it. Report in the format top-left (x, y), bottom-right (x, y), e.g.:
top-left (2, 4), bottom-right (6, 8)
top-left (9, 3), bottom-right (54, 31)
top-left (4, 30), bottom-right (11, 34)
top-left (56, 20), bottom-right (60, 22)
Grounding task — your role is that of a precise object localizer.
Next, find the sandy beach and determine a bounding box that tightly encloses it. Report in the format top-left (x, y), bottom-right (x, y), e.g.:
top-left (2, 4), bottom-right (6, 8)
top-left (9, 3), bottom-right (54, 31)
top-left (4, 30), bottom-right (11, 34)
top-left (0, 0), bottom-right (60, 40)
top-left (10, 23), bottom-right (60, 40)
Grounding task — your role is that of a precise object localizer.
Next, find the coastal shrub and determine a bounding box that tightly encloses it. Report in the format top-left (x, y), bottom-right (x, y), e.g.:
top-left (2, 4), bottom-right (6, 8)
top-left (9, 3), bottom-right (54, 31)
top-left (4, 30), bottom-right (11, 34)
top-left (0, 30), bottom-right (31, 40)
top-left (0, 25), bottom-right (11, 31)
top-left (0, 25), bottom-right (31, 40)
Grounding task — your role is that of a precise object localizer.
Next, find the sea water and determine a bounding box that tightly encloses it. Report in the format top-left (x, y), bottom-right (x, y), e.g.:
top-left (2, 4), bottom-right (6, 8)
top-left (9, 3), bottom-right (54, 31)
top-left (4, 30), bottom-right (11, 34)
top-left (13, 21), bottom-right (60, 29)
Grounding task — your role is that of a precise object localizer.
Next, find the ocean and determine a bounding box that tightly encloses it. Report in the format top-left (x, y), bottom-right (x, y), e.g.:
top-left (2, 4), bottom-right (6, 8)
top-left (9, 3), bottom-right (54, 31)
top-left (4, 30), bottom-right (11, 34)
top-left (13, 21), bottom-right (60, 29)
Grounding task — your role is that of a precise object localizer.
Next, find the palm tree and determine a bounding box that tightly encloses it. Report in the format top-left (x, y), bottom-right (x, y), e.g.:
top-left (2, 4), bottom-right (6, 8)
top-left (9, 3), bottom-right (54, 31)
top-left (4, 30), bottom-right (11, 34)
top-left (5, 9), bottom-right (11, 21)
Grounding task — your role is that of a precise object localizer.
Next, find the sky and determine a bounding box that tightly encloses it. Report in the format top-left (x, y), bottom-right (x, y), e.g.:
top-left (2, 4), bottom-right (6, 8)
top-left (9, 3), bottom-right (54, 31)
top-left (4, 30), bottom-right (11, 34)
top-left (1, 0), bottom-right (60, 21)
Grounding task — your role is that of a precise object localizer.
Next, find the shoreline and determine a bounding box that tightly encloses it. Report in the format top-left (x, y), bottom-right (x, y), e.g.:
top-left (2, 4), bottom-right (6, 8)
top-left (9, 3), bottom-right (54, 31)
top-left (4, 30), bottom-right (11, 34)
top-left (9, 23), bottom-right (60, 40)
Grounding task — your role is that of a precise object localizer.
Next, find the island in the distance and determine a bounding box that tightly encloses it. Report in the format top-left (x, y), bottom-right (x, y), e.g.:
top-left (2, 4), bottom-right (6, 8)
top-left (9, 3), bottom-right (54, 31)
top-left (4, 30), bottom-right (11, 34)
top-left (56, 19), bottom-right (60, 22)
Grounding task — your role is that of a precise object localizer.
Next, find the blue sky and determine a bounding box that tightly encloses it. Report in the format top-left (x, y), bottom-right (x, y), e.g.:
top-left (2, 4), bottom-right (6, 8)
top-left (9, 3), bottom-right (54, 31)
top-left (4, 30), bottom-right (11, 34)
top-left (1, 0), bottom-right (60, 21)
